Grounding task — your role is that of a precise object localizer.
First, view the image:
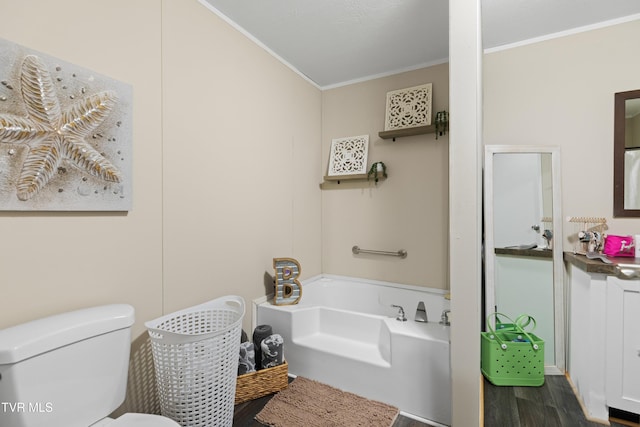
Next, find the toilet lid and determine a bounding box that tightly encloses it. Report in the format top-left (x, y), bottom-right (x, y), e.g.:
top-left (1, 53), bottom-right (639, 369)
top-left (110, 413), bottom-right (181, 427)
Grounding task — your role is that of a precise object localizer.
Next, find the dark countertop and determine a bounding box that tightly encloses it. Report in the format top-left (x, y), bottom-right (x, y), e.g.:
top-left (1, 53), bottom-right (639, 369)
top-left (563, 251), bottom-right (640, 275)
top-left (495, 247), bottom-right (553, 258)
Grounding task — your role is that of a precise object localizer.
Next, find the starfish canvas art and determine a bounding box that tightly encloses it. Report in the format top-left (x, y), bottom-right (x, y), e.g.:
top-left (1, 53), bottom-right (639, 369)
top-left (0, 38), bottom-right (132, 211)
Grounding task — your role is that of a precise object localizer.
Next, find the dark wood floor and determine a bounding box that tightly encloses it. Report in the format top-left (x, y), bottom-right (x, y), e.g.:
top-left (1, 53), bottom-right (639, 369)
top-left (484, 375), bottom-right (635, 427)
top-left (233, 375), bottom-right (638, 426)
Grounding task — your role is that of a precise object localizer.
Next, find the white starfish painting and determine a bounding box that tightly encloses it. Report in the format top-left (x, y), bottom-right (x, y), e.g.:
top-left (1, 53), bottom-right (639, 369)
top-left (0, 38), bottom-right (132, 211)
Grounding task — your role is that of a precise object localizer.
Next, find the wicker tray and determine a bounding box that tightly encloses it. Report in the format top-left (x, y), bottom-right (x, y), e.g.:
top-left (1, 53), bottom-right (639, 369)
top-left (235, 361), bottom-right (289, 404)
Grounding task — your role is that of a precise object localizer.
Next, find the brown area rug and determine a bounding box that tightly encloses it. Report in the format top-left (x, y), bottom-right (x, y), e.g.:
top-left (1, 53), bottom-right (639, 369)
top-left (255, 376), bottom-right (399, 427)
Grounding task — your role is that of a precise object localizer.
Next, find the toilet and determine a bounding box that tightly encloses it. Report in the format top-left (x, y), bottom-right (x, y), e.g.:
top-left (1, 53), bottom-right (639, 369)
top-left (0, 304), bottom-right (180, 427)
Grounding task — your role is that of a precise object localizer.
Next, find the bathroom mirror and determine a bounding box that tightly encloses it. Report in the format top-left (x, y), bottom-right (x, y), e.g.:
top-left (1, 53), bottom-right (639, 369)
top-left (614, 89), bottom-right (640, 217)
top-left (484, 145), bottom-right (565, 374)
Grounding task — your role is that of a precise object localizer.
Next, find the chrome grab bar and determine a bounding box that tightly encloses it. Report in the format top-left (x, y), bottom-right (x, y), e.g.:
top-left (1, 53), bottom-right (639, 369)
top-left (352, 245), bottom-right (407, 259)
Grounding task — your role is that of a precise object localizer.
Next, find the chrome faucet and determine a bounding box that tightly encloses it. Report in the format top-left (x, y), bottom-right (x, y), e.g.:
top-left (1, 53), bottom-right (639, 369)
top-left (391, 304), bottom-right (407, 321)
top-left (415, 301), bottom-right (428, 322)
top-left (439, 309), bottom-right (451, 326)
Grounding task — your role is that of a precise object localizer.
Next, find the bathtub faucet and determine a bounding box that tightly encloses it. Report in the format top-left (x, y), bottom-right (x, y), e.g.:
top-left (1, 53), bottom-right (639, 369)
top-left (415, 301), bottom-right (428, 323)
top-left (440, 309), bottom-right (451, 326)
top-left (391, 304), bottom-right (407, 322)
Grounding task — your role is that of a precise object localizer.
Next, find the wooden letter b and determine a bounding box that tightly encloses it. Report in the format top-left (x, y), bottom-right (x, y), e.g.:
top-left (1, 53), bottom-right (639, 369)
top-left (273, 258), bottom-right (302, 305)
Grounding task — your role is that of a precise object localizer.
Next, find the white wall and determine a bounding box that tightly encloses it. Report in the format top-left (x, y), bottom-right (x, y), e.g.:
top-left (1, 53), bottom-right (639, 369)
top-left (484, 18), bottom-right (640, 241)
top-left (0, 0), bottom-right (165, 337)
top-left (160, 0), bottom-right (322, 328)
top-left (0, 0), bottom-right (323, 339)
top-left (321, 65), bottom-right (449, 288)
top-left (449, 0), bottom-right (483, 425)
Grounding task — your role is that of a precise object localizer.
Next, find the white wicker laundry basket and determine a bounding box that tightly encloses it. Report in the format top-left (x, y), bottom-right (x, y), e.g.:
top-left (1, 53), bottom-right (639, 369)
top-left (145, 296), bottom-right (245, 427)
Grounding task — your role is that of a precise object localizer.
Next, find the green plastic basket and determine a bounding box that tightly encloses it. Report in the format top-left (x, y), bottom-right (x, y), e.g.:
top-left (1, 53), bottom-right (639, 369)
top-left (481, 313), bottom-right (545, 386)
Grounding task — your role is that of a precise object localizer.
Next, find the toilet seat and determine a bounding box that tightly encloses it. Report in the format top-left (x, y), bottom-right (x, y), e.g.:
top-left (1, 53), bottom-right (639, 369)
top-left (108, 413), bottom-right (181, 426)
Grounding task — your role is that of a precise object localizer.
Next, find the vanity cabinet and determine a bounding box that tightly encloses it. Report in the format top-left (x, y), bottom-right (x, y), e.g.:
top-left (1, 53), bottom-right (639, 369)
top-left (566, 260), bottom-right (609, 421)
top-left (565, 253), bottom-right (640, 421)
top-left (606, 276), bottom-right (640, 414)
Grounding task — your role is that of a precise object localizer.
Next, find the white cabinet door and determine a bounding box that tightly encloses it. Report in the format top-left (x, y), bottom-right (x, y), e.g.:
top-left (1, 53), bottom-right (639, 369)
top-left (606, 276), bottom-right (640, 414)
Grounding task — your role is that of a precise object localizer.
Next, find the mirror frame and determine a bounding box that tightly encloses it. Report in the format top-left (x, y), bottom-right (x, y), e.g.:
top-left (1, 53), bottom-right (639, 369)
top-left (613, 89), bottom-right (640, 217)
top-left (484, 145), bottom-right (565, 374)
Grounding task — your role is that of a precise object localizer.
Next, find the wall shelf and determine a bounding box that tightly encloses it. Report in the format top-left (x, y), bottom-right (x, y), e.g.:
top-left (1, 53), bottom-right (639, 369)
top-left (378, 124), bottom-right (436, 141)
top-left (319, 172), bottom-right (386, 189)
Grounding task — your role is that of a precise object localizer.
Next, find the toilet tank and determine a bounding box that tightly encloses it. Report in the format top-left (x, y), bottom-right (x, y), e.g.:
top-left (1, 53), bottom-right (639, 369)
top-left (0, 304), bottom-right (135, 427)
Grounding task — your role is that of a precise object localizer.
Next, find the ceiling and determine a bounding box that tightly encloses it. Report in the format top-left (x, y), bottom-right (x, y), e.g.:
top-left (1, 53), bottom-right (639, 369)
top-left (199, 0), bottom-right (640, 89)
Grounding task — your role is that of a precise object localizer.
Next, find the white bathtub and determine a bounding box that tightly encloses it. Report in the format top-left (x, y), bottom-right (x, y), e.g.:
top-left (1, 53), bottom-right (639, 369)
top-left (255, 275), bottom-right (451, 426)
